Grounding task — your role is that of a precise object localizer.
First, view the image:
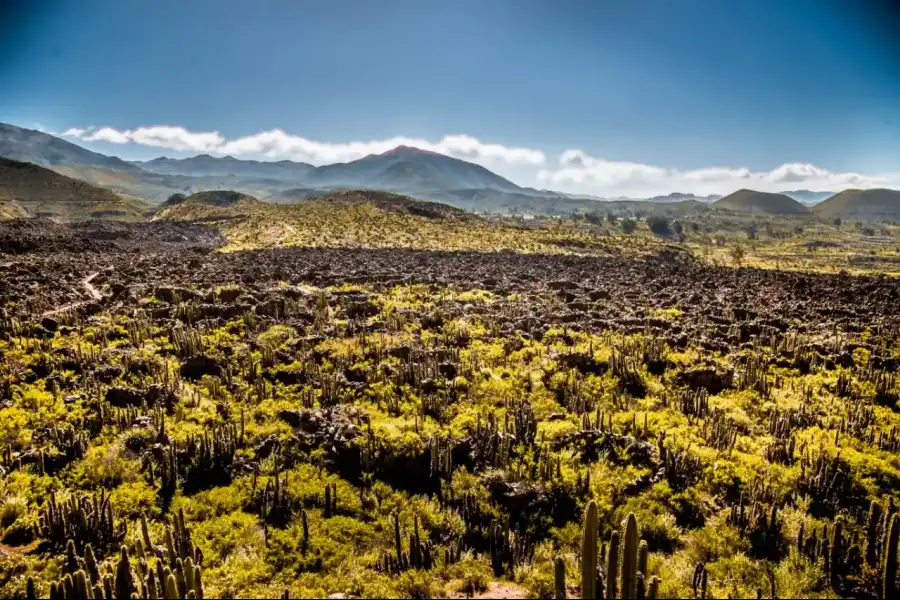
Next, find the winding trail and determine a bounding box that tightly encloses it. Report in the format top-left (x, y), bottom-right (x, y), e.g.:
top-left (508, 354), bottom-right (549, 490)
top-left (41, 272), bottom-right (103, 317)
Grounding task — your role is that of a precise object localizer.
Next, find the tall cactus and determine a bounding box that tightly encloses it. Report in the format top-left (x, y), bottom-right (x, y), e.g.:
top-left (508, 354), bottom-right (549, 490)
top-left (581, 501), bottom-right (598, 599)
top-left (394, 513), bottom-right (404, 570)
top-left (830, 520), bottom-right (843, 585)
top-left (884, 514), bottom-right (899, 600)
top-left (165, 572), bottom-right (179, 599)
top-left (301, 509), bottom-right (310, 552)
top-left (115, 547), bottom-right (134, 600)
top-left (868, 501), bottom-right (883, 567)
top-left (141, 514), bottom-right (153, 553)
top-left (693, 563), bottom-right (708, 599)
top-left (637, 540), bottom-right (648, 583)
top-left (606, 531), bottom-right (620, 600)
top-left (621, 513), bottom-right (639, 600)
top-left (647, 576), bottom-right (660, 600)
top-left (555, 556), bottom-right (567, 599)
top-left (73, 570), bottom-right (90, 599)
top-left (146, 568), bottom-right (158, 599)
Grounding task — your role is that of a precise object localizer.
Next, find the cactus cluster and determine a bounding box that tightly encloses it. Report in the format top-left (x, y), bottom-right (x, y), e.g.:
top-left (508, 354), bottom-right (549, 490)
top-left (378, 513), bottom-right (435, 574)
top-left (32, 508), bottom-right (203, 600)
top-left (37, 492), bottom-right (126, 554)
top-left (170, 326), bottom-right (205, 359)
top-left (559, 502), bottom-right (660, 600)
top-left (726, 495), bottom-right (784, 560)
top-left (487, 517), bottom-right (534, 578)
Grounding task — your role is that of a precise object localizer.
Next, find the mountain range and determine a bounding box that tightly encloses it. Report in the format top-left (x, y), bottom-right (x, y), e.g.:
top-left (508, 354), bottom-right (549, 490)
top-left (0, 122), bottom-right (898, 221)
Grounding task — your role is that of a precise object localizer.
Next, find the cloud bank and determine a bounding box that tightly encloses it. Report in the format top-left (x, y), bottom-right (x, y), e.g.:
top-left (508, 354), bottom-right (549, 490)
top-left (61, 125), bottom-right (898, 197)
top-left (536, 152), bottom-right (893, 196)
top-left (65, 125), bottom-right (544, 167)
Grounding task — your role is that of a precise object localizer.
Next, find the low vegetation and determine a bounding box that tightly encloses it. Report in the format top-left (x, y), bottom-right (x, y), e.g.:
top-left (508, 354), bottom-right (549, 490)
top-left (0, 202), bottom-right (899, 598)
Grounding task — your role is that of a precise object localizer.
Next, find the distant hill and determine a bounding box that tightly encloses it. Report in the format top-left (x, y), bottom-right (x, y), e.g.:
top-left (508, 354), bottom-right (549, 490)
top-left (812, 188), bottom-right (900, 222)
top-left (160, 190), bottom-right (263, 209)
top-left (713, 189), bottom-right (810, 215)
top-left (133, 154), bottom-right (314, 180)
top-left (156, 188), bottom-right (472, 228)
top-left (0, 123), bottom-right (145, 174)
top-left (0, 157), bottom-right (151, 221)
top-left (138, 145), bottom-right (523, 197)
top-left (781, 190), bottom-right (835, 206)
top-left (303, 145), bottom-right (522, 194)
top-left (646, 192), bottom-right (722, 204)
top-left (154, 190), bottom-right (265, 222)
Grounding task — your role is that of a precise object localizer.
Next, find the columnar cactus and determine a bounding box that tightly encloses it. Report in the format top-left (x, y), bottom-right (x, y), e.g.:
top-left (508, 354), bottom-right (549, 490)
top-left (115, 547), bottom-right (134, 600)
top-left (581, 501), bottom-right (598, 599)
top-left (868, 501), bottom-right (883, 567)
top-left (830, 520), bottom-right (843, 584)
top-left (301, 509), bottom-right (310, 552)
top-left (621, 513), bottom-right (640, 600)
top-left (606, 531), bottom-right (620, 600)
top-left (884, 514), bottom-right (899, 600)
top-left (555, 556), bottom-right (567, 599)
top-left (647, 576), bottom-right (660, 600)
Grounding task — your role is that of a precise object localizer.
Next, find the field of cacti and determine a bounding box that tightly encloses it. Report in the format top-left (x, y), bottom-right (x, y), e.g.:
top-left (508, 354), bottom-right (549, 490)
top-left (2, 217), bottom-right (900, 599)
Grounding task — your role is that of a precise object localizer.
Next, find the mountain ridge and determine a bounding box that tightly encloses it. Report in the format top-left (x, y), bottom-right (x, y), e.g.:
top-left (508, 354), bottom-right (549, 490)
top-left (0, 123), bottom-right (147, 174)
top-left (3, 122), bottom-right (899, 218)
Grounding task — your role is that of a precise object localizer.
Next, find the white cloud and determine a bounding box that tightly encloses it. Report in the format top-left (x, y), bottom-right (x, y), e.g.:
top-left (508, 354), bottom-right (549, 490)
top-left (63, 125), bottom-right (545, 166)
top-left (538, 150), bottom-right (897, 196)
top-left (80, 126), bottom-right (225, 152)
top-left (60, 125), bottom-right (899, 196)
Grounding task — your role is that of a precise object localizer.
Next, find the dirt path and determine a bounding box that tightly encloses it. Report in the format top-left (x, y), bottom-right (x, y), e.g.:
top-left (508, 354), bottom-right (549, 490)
top-left (41, 271), bottom-right (102, 317)
top-left (446, 582), bottom-right (530, 599)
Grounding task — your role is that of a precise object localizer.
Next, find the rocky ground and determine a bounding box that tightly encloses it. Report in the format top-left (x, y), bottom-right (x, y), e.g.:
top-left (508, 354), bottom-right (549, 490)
top-left (1, 219), bottom-right (899, 599)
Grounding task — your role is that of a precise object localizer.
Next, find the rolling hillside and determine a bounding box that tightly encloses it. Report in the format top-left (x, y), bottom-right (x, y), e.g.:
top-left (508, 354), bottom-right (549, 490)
top-left (0, 123), bottom-right (145, 173)
top-left (302, 145), bottom-right (523, 193)
top-left (159, 190), bottom-right (263, 209)
top-left (713, 189), bottom-right (810, 215)
top-left (133, 154), bottom-right (314, 180)
top-left (812, 188), bottom-right (900, 222)
top-left (0, 157), bottom-right (151, 221)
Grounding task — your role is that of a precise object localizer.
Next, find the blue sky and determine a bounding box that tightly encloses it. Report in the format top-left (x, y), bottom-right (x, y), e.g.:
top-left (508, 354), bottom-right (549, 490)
top-left (3, 0), bottom-right (900, 195)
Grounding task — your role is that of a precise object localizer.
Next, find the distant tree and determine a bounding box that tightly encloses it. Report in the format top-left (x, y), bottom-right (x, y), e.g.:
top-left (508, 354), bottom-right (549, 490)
top-left (672, 220), bottom-right (684, 235)
top-left (729, 244), bottom-right (745, 266)
top-left (647, 216), bottom-right (672, 236)
top-left (688, 222), bottom-right (700, 233)
top-left (606, 212), bottom-right (618, 225)
top-left (621, 218), bottom-right (637, 234)
top-left (745, 224), bottom-right (757, 240)
top-left (166, 193), bottom-right (187, 205)
top-left (833, 217), bottom-right (842, 229)
top-left (794, 224), bottom-right (804, 235)
top-left (585, 212), bottom-right (603, 225)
